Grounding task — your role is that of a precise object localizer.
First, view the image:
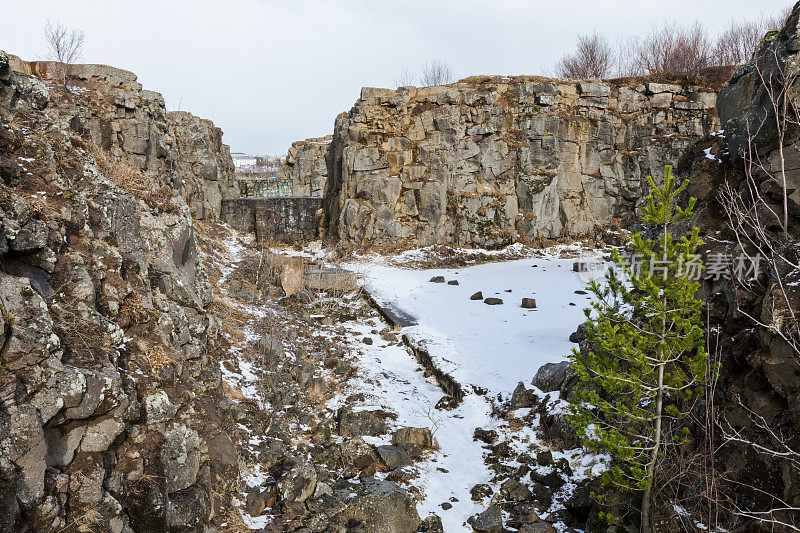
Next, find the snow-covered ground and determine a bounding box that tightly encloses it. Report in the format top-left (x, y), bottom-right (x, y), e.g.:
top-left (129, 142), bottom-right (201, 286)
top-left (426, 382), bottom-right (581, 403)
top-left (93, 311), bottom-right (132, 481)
top-left (343, 249), bottom-right (603, 531)
top-left (353, 254), bottom-right (594, 396)
top-left (210, 231), bottom-right (606, 532)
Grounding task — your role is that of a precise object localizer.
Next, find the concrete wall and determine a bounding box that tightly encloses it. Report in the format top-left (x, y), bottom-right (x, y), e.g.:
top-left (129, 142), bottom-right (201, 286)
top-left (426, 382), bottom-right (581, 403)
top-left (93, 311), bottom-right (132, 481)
top-left (221, 197), bottom-right (322, 243)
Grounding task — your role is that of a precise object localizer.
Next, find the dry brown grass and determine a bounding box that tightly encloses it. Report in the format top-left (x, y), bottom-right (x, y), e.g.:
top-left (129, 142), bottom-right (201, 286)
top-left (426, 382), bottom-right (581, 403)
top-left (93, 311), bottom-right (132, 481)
top-left (217, 505), bottom-right (252, 533)
top-left (92, 147), bottom-right (180, 215)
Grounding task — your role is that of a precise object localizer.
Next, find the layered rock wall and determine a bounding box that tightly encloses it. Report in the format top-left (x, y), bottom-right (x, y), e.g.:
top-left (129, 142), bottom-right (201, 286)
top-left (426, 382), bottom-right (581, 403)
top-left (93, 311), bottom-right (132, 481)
top-left (276, 135), bottom-right (332, 197)
top-left (324, 78), bottom-right (719, 248)
top-left (166, 111), bottom-right (238, 220)
top-left (9, 56), bottom-right (237, 221)
top-left (0, 52), bottom-right (237, 532)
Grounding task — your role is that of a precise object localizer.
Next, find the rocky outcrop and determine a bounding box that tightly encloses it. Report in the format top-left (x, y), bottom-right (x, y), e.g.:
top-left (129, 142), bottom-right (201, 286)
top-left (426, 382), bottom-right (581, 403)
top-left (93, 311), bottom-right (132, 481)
top-left (324, 78), bottom-right (719, 248)
top-left (166, 111), bottom-right (238, 220)
top-left (0, 51), bottom-right (236, 531)
top-left (677, 5), bottom-right (800, 528)
top-left (276, 135), bottom-right (331, 197)
top-left (8, 55), bottom-right (237, 221)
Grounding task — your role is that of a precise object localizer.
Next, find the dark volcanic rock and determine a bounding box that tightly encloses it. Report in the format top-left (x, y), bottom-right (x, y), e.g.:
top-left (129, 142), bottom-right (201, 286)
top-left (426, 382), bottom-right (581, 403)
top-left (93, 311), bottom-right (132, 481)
top-left (338, 408), bottom-right (387, 437)
top-left (467, 504), bottom-right (503, 533)
top-left (375, 445), bottom-right (412, 470)
top-left (531, 361), bottom-right (573, 393)
top-left (470, 291), bottom-right (484, 300)
top-left (484, 297), bottom-right (503, 305)
top-left (510, 382), bottom-right (538, 409)
top-left (341, 478), bottom-right (422, 533)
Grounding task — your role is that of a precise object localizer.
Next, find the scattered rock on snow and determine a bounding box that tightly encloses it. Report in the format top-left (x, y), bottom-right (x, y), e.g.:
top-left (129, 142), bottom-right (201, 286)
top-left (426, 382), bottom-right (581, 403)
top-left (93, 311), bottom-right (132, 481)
top-left (429, 276), bottom-right (445, 283)
top-left (375, 445), bottom-right (412, 470)
top-left (392, 427), bottom-right (433, 456)
top-left (484, 297), bottom-right (503, 305)
top-left (467, 504), bottom-right (503, 533)
top-left (447, 280), bottom-right (459, 285)
top-left (470, 291), bottom-right (484, 300)
top-left (470, 483), bottom-right (493, 501)
top-left (531, 361), bottom-right (573, 393)
top-left (521, 297), bottom-right (537, 309)
top-left (338, 409), bottom-right (387, 437)
top-left (510, 382), bottom-right (538, 409)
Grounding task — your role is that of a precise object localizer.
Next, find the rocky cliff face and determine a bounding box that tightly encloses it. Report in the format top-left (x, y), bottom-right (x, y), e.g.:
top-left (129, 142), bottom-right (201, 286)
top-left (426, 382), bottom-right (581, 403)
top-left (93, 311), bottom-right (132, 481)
top-left (687, 6), bottom-right (800, 526)
top-left (8, 56), bottom-right (237, 221)
top-left (166, 111), bottom-right (238, 220)
top-left (323, 78), bottom-right (719, 248)
top-left (276, 135), bottom-right (331, 197)
top-left (0, 52), bottom-right (237, 532)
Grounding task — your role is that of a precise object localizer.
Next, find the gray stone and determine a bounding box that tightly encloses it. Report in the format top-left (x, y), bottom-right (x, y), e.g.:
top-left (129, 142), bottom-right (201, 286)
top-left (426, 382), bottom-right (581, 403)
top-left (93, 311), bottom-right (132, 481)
top-left (532, 361), bottom-right (573, 392)
top-left (392, 426), bottom-right (433, 456)
top-left (278, 460), bottom-right (317, 503)
top-left (467, 504), bottom-right (503, 533)
top-left (342, 478), bottom-right (422, 533)
top-left (375, 445), bottom-right (412, 470)
top-left (338, 409), bottom-right (387, 437)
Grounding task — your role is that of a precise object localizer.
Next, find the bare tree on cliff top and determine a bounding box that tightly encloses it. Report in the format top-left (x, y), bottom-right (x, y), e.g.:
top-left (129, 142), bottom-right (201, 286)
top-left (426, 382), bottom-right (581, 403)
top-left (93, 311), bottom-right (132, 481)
top-left (714, 7), bottom-right (794, 67)
top-left (44, 19), bottom-right (85, 86)
top-left (715, 19), bottom-right (770, 66)
top-left (632, 21), bottom-right (713, 79)
top-left (420, 59), bottom-right (454, 86)
top-left (395, 66), bottom-right (417, 88)
top-left (556, 32), bottom-right (614, 79)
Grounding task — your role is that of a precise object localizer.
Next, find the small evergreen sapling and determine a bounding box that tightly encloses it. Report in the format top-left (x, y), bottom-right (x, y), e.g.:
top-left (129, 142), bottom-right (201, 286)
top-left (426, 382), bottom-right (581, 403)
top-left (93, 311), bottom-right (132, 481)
top-left (568, 166), bottom-right (709, 531)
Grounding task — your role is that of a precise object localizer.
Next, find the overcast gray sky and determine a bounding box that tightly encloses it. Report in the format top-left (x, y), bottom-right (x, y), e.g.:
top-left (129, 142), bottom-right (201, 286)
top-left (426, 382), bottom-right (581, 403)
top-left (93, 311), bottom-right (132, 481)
top-left (2, 0), bottom-right (792, 154)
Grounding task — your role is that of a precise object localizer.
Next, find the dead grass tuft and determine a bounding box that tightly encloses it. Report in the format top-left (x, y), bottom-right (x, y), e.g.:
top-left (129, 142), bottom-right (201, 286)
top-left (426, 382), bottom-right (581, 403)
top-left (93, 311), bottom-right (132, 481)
top-left (93, 147), bottom-right (180, 215)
